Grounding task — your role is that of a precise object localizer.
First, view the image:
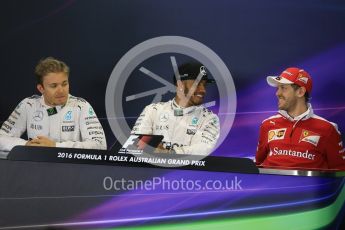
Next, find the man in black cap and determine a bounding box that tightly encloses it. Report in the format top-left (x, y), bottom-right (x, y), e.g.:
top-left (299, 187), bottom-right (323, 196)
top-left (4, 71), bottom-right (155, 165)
top-left (131, 61), bottom-right (220, 155)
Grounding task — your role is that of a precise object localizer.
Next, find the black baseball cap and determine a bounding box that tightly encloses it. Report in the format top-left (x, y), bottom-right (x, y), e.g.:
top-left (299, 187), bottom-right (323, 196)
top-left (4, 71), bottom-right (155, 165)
top-left (173, 62), bottom-right (215, 85)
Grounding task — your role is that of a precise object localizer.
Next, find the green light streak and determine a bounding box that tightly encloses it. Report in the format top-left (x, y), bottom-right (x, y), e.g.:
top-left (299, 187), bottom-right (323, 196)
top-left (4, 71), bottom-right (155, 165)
top-left (99, 184), bottom-right (345, 230)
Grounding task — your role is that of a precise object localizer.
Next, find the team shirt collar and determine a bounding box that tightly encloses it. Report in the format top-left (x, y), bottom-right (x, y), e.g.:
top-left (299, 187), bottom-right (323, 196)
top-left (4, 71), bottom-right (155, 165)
top-left (279, 103), bottom-right (314, 122)
top-left (39, 94), bottom-right (70, 111)
top-left (171, 98), bottom-right (197, 115)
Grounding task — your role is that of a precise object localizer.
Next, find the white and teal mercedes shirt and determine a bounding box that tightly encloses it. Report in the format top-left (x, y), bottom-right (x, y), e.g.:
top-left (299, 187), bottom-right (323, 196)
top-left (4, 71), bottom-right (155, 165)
top-left (0, 95), bottom-right (107, 151)
top-left (131, 99), bottom-right (220, 155)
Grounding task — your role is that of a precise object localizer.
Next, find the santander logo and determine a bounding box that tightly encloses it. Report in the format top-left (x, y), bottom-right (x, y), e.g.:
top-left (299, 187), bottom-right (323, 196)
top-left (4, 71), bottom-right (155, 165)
top-left (270, 147), bottom-right (315, 160)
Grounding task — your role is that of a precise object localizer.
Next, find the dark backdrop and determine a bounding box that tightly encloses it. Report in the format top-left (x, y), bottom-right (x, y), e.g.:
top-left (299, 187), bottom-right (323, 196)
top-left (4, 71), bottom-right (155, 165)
top-left (1, 0), bottom-right (345, 157)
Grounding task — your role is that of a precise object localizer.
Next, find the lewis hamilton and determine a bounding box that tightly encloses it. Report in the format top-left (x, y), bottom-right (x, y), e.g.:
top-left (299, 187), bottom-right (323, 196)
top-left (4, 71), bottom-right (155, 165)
top-left (131, 61), bottom-right (220, 155)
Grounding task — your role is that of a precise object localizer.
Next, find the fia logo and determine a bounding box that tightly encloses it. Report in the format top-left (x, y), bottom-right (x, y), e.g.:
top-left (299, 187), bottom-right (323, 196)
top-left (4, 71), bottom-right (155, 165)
top-left (64, 111), bottom-right (73, 121)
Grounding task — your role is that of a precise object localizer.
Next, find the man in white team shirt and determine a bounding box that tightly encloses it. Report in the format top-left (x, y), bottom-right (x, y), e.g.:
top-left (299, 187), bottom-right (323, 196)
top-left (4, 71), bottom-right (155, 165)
top-left (0, 57), bottom-right (107, 151)
top-left (131, 61), bottom-right (220, 155)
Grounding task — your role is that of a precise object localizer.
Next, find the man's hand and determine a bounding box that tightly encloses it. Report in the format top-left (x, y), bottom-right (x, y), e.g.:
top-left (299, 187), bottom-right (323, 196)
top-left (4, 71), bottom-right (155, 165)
top-left (154, 143), bottom-right (175, 154)
top-left (26, 136), bottom-right (56, 147)
top-left (155, 143), bottom-right (165, 150)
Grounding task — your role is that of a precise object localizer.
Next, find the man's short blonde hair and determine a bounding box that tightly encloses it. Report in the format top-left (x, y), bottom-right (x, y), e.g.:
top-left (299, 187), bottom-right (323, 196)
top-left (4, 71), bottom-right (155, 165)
top-left (35, 57), bottom-right (69, 84)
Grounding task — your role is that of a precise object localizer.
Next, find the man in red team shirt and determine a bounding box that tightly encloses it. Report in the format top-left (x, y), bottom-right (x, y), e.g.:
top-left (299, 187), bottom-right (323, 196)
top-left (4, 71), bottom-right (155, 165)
top-left (255, 67), bottom-right (345, 170)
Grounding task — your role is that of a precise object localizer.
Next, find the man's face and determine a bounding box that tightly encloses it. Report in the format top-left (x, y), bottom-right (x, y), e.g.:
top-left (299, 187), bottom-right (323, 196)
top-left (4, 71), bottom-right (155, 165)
top-left (37, 72), bottom-right (69, 106)
top-left (275, 84), bottom-right (298, 112)
top-left (182, 79), bottom-right (207, 107)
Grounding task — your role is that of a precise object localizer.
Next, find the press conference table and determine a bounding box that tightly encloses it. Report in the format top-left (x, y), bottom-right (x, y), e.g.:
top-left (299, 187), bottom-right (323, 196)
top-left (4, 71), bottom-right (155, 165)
top-left (0, 148), bottom-right (344, 229)
top-left (0, 151), bottom-right (8, 159)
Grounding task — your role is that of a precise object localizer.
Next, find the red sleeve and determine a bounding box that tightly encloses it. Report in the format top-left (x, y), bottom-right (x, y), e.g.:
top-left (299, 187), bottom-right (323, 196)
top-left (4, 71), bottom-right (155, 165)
top-left (325, 125), bottom-right (345, 170)
top-left (255, 122), bottom-right (269, 165)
